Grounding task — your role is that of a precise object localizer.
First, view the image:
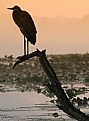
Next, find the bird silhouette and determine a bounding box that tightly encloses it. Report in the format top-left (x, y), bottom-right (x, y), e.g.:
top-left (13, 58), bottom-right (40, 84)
top-left (7, 5), bottom-right (37, 55)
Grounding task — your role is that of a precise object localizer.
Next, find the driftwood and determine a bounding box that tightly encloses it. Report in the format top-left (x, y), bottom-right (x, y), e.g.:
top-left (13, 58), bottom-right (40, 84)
top-left (13, 49), bottom-right (89, 121)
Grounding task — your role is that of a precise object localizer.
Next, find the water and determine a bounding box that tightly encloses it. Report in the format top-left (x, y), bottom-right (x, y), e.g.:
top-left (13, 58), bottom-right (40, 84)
top-left (0, 84), bottom-right (89, 121)
top-left (0, 90), bottom-right (73, 121)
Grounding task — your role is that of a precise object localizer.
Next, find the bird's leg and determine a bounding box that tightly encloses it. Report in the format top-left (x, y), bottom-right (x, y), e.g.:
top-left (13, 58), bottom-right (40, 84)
top-left (27, 40), bottom-right (29, 54)
top-left (24, 36), bottom-right (26, 55)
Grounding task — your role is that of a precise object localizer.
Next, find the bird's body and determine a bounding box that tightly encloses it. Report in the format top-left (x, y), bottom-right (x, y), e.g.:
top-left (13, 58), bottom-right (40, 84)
top-left (8, 6), bottom-right (37, 55)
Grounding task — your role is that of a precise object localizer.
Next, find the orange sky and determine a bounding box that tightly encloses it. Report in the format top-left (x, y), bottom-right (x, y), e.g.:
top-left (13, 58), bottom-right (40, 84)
top-left (1, 0), bottom-right (89, 57)
top-left (1, 0), bottom-right (89, 18)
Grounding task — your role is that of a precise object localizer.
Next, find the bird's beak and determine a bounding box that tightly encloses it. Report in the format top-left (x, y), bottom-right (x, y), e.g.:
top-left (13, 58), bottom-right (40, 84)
top-left (7, 7), bottom-right (14, 10)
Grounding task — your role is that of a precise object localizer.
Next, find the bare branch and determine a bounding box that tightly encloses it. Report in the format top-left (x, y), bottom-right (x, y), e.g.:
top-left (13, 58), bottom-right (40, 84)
top-left (13, 49), bottom-right (40, 69)
top-left (13, 49), bottom-right (89, 121)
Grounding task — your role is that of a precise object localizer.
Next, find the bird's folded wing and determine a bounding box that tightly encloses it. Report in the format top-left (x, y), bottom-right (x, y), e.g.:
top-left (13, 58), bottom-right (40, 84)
top-left (20, 11), bottom-right (37, 34)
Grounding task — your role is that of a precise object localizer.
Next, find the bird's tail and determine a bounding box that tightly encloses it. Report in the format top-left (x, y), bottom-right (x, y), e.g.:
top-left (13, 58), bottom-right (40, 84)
top-left (27, 34), bottom-right (36, 45)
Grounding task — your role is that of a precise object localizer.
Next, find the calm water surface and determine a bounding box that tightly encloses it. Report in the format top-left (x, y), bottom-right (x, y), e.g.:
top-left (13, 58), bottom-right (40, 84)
top-left (0, 84), bottom-right (89, 121)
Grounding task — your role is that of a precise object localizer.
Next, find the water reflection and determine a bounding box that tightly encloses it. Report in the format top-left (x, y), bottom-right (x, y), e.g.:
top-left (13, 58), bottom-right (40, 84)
top-left (0, 84), bottom-right (89, 120)
top-left (0, 90), bottom-right (68, 121)
top-left (0, 91), bottom-right (51, 108)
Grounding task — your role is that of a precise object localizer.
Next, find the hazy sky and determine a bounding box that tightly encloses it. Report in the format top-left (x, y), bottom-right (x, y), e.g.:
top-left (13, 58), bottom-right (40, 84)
top-left (1, 0), bottom-right (89, 18)
top-left (1, 0), bottom-right (89, 57)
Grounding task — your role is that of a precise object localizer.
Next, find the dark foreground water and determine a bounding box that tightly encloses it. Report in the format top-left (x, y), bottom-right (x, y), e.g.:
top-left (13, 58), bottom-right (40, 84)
top-left (0, 84), bottom-right (89, 121)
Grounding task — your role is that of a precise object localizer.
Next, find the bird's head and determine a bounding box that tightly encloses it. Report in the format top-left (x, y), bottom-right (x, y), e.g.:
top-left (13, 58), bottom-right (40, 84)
top-left (7, 5), bottom-right (21, 11)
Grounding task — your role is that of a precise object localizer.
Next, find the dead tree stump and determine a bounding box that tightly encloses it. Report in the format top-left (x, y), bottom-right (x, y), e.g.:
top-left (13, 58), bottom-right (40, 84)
top-left (13, 49), bottom-right (89, 121)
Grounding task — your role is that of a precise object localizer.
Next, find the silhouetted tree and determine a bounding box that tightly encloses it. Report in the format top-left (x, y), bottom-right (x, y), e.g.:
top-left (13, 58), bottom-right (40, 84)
top-left (13, 49), bottom-right (89, 121)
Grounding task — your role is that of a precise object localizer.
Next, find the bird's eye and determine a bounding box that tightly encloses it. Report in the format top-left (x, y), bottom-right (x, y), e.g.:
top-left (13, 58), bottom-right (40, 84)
top-left (15, 8), bottom-right (18, 10)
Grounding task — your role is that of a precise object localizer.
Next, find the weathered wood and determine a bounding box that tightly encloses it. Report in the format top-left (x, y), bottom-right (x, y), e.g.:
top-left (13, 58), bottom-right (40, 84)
top-left (13, 49), bottom-right (89, 121)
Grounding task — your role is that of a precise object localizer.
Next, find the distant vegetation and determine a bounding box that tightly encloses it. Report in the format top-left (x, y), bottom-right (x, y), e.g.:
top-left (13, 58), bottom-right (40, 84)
top-left (1, 53), bottom-right (89, 102)
top-left (1, 53), bottom-right (89, 86)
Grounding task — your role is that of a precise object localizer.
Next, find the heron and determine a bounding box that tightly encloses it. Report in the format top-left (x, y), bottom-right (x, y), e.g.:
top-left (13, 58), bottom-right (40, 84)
top-left (7, 5), bottom-right (37, 55)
